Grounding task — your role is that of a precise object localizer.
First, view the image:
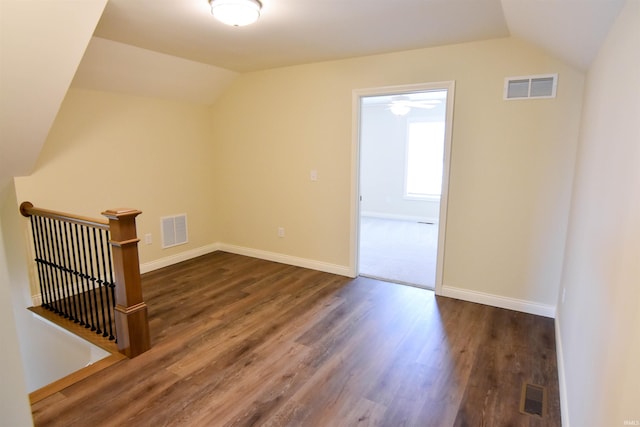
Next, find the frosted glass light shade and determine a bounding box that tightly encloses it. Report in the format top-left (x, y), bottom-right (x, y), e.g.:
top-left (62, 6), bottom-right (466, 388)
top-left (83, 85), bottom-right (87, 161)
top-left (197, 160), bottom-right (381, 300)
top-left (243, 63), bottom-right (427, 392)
top-left (210, 0), bottom-right (262, 27)
top-left (390, 103), bottom-right (410, 116)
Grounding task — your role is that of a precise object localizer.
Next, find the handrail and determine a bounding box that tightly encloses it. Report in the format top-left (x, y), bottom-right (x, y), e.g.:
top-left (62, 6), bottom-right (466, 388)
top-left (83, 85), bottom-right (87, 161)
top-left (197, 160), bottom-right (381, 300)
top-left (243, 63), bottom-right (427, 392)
top-left (20, 201), bottom-right (151, 358)
top-left (20, 201), bottom-right (109, 230)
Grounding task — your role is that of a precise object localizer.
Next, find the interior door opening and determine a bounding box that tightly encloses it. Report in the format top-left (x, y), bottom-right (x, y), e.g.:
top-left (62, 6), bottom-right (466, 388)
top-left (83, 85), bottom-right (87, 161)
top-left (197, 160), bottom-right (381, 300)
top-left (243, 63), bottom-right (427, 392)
top-left (354, 82), bottom-right (454, 292)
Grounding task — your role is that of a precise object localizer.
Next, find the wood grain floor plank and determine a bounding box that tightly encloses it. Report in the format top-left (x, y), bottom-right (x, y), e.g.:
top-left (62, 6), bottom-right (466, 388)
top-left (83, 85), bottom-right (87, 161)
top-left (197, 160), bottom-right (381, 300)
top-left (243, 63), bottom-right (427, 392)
top-left (31, 252), bottom-right (561, 427)
top-left (453, 308), bottom-right (561, 427)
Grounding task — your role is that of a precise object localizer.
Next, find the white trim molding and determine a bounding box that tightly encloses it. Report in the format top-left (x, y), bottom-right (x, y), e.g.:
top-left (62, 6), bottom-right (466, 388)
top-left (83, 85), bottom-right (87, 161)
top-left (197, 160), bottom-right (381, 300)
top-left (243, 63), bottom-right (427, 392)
top-left (555, 314), bottom-right (570, 427)
top-left (139, 243), bottom-right (220, 274)
top-left (139, 242), bottom-right (352, 278)
top-left (360, 211), bottom-right (439, 224)
top-left (218, 243), bottom-right (352, 277)
top-left (31, 293), bottom-right (42, 307)
top-left (440, 285), bottom-right (556, 318)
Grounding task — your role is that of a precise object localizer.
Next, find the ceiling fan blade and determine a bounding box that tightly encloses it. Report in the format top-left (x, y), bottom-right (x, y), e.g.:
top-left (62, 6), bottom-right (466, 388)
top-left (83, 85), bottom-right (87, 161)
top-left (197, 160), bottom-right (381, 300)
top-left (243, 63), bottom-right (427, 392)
top-left (406, 100), bottom-right (441, 106)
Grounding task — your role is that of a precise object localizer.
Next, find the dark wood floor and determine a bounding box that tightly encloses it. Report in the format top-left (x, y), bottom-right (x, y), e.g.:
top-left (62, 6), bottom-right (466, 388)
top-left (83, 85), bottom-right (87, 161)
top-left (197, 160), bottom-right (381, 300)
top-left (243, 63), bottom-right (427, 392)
top-left (32, 252), bottom-right (561, 426)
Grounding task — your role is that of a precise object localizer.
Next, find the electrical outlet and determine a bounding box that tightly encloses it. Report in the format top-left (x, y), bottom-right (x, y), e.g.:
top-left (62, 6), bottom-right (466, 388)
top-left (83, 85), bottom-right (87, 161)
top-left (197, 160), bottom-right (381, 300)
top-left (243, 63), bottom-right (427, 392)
top-left (145, 233), bottom-right (153, 245)
top-left (277, 227), bottom-right (285, 238)
top-left (310, 170), bottom-right (318, 181)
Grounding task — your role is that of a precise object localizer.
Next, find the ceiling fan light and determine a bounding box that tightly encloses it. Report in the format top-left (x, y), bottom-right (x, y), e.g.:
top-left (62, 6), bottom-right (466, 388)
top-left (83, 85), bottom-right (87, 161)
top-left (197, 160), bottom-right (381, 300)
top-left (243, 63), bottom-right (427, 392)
top-left (210, 0), bottom-right (261, 27)
top-left (390, 103), bottom-right (410, 116)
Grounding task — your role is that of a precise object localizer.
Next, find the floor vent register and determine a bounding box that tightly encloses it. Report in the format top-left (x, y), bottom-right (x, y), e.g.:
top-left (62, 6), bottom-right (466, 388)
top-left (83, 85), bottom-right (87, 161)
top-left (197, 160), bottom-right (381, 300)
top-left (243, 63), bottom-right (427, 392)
top-left (520, 383), bottom-right (547, 417)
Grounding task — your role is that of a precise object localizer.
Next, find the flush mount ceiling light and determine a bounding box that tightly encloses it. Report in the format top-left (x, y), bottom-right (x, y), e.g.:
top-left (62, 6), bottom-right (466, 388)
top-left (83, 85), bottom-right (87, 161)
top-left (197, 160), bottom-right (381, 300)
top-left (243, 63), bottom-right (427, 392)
top-left (209, 0), bottom-right (262, 27)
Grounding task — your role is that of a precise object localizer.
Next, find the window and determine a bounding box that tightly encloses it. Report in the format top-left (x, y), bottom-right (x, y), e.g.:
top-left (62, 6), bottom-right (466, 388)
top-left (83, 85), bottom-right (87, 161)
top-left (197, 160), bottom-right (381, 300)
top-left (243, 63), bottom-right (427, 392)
top-left (405, 121), bottom-right (445, 199)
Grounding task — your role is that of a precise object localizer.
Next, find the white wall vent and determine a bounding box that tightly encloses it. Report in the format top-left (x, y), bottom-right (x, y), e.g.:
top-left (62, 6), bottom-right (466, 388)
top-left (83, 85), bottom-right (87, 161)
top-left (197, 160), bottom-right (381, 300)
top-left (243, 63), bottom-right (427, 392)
top-left (161, 214), bottom-right (188, 248)
top-left (504, 74), bottom-right (557, 100)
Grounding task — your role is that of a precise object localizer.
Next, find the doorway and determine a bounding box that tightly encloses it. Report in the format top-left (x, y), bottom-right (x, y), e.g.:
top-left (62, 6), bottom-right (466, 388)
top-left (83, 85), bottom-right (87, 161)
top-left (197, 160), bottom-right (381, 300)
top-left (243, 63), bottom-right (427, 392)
top-left (352, 82), bottom-right (454, 292)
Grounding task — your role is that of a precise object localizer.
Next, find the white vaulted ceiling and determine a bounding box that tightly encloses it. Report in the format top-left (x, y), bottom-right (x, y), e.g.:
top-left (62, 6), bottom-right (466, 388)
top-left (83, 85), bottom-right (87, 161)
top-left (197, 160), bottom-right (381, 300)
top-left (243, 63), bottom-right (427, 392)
top-left (93, 0), bottom-right (511, 72)
top-left (72, 0), bottom-right (626, 104)
top-left (501, 0), bottom-right (626, 71)
top-left (92, 0), bottom-right (624, 73)
top-left (0, 0), bottom-right (627, 191)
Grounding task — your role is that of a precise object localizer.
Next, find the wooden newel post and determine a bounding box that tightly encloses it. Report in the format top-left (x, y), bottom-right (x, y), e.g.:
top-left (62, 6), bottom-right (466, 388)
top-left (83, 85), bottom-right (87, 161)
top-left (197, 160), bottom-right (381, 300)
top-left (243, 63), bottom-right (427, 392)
top-left (102, 208), bottom-right (150, 358)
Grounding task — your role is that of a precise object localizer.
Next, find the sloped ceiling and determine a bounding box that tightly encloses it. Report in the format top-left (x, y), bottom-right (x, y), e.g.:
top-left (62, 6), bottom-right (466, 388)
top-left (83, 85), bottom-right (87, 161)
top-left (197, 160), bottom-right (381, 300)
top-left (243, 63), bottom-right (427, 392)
top-left (501, 0), bottom-right (626, 70)
top-left (93, 0), bottom-right (511, 72)
top-left (0, 0), bottom-right (627, 193)
top-left (91, 0), bottom-right (624, 74)
top-left (72, 37), bottom-right (238, 105)
top-left (0, 0), bottom-right (107, 198)
top-left (74, 0), bottom-right (625, 102)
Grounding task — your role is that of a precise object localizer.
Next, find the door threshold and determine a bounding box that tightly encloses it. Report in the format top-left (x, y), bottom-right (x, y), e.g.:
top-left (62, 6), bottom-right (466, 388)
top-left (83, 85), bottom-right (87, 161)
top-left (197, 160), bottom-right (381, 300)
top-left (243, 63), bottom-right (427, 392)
top-left (358, 274), bottom-right (435, 291)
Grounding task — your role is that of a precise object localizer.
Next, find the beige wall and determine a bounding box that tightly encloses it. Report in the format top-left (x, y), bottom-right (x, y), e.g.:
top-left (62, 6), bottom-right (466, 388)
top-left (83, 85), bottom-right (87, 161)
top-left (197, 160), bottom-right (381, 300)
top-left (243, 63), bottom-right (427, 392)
top-left (0, 191), bottom-right (33, 426)
top-left (14, 36), bottom-right (584, 310)
top-left (211, 36), bottom-right (584, 307)
top-left (14, 89), bottom-right (219, 278)
top-left (0, 1), bottom-right (106, 419)
top-left (4, 5), bottom-right (631, 424)
top-left (557, 1), bottom-right (640, 425)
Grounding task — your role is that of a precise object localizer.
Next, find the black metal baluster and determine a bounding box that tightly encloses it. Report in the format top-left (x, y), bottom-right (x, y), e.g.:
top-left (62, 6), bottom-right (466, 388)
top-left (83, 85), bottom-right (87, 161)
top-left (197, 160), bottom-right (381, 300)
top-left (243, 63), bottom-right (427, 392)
top-left (64, 222), bottom-right (76, 320)
top-left (43, 217), bottom-right (58, 309)
top-left (62, 221), bottom-right (77, 321)
top-left (91, 228), bottom-right (104, 335)
top-left (71, 224), bottom-right (85, 324)
top-left (80, 225), bottom-right (97, 331)
top-left (38, 217), bottom-right (51, 309)
top-left (21, 206), bottom-right (150, 347)
top-left (53, 219), bottom-right (72, 319)
top-left (71, 223), bottom-right (87, 327)
top-left (91, 228), bottom-right (108, 336)
top-left (105, 230), bottom-right (117, 342)
top-left (98, 229), bottom-right (115, 340)
top-left (45, 217), bottom-right (63, 315)
top-left (40, 216), bottom-right (56, 310)
top-left (86, 228), bottom-right (102, 334)
top-left (51, 219), bottom-right (65, 316)
top-left (31, 216), bottom-right (49, 308)
top-left (22, 209), bottom-right (138, 345)
top-left (79, 225), bottom-right (93, 329)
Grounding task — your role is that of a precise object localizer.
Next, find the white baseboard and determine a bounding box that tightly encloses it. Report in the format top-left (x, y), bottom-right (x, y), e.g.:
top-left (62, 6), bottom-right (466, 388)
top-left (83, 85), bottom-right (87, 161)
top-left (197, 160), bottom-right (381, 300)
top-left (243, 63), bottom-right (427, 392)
top-left (42, 243), bottom-right (558, 316)
top-left (139, 242), bottom-right (352, 278)
top-left (139, 243), bottom-right (220, 274)
top-left (440, 285), bottom-right (556, 318)
top-left (555, 314), bottom-right (570, 427)
top-left (218, 243), bottom-right (352, 277)
top-left (31, 242), bottom-right (350, 303)
top-left (360, 211), bottom-right (438, 224)
top-left (31, 293), bottom-right (42, 307)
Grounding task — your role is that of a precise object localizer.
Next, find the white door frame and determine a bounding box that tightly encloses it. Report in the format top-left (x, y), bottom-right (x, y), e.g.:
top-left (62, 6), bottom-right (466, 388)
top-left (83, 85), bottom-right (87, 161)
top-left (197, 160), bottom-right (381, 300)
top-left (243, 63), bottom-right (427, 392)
top-left (350, 81), bottom-right (455, 295)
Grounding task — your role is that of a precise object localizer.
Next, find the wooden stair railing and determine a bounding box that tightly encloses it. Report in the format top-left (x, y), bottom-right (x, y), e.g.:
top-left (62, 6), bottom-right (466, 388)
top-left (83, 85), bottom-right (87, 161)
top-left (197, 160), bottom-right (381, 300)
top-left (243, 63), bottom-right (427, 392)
top-left (20, 202), bottom-right (151, 358)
